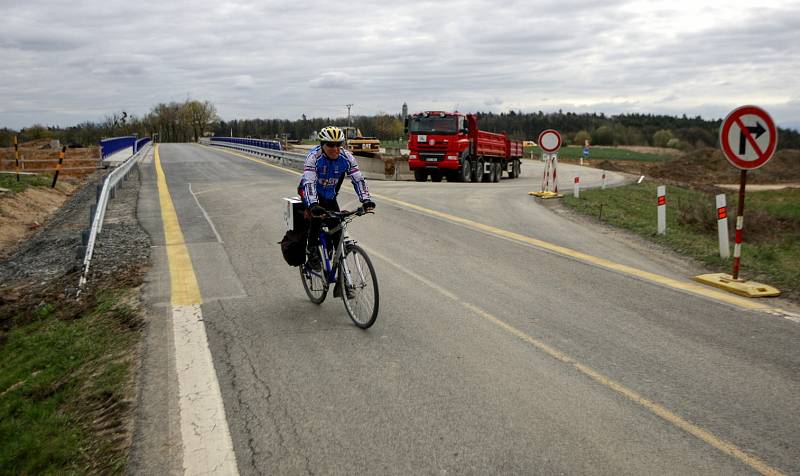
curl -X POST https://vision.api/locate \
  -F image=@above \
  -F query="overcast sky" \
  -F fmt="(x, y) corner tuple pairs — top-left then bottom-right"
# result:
(2, 0), (799, 131)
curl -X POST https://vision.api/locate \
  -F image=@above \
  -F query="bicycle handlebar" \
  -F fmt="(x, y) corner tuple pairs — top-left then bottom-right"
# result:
(316, 205), (373, 220)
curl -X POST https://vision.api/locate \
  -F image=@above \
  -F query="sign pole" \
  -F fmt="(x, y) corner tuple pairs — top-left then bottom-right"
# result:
(731, 169), (747, 280)
(14, 135), (20, 182)
(693, 105), (780, 297)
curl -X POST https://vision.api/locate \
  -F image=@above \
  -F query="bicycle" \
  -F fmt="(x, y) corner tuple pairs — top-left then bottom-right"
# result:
(300, 206), (379, 328)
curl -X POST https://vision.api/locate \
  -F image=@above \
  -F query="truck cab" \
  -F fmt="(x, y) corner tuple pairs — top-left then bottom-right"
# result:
(406, 112), (471, 182)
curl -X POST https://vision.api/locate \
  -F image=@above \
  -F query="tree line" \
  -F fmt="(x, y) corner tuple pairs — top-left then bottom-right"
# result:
(3, 102), (798, 150)
(0, 99), (218, 148)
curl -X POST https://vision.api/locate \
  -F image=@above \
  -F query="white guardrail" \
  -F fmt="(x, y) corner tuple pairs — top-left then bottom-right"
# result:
(78, 143), (153, 290)
(201, 137), (308, 169)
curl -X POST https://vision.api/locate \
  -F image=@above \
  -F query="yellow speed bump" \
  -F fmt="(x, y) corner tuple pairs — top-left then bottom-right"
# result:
(529, 191), (563, 199)
(693, 273), (780, 298)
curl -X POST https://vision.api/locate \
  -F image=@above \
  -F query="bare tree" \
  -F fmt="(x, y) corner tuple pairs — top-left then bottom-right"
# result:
(185, 100), (218, 142)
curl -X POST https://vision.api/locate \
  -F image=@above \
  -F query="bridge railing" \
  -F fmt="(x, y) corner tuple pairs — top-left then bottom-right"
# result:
(203, 136), (308, 169)
(100, 136), (137, 159)
(78, 141), (152, 290)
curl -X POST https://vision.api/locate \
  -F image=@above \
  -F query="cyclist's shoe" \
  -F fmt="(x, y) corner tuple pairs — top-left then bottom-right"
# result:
(306, 246), (322, 271)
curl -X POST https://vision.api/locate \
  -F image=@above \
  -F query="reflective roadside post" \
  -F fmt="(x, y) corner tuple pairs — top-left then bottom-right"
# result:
(716, 194), (730, 258)
(657, 186), (666, 235)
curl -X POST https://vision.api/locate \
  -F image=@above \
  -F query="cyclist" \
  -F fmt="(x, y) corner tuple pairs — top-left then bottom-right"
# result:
(299, 126), (376, 272)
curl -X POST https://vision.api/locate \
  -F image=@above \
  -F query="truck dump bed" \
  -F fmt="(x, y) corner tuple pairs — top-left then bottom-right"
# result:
(475, 130), (507, 157)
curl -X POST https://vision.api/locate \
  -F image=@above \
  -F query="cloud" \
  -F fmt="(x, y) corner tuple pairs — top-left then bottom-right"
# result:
(484, 97), (504, 107)
(308, 72), (361, 89)
(0, 0), (798, 131)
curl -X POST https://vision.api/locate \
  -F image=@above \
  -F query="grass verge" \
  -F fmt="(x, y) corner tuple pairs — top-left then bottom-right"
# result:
(524, 145), (674, 162)
(0, 174), (52, 193)
(0, 288), (142, 475)
(562, 183), (800, 300)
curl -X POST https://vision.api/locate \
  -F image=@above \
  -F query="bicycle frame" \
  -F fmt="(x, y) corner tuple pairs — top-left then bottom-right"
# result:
(312, 217), (355, 287)
(299, 205), (378, 328)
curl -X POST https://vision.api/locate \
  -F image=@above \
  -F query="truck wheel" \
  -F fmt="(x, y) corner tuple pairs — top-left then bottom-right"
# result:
(509, 159), (519, 178)
(514, 159), (521, 178)
(480, 160), (491, 182)
(459, 161), (471, 182)
(414, 170), (428, 182)
(431, 172), (443, 182)
(492, 162), (501, 182)
(472, 160), (483, 182)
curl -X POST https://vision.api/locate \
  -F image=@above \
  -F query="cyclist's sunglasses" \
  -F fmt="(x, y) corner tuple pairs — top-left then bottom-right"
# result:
(323, 141), (343, 148)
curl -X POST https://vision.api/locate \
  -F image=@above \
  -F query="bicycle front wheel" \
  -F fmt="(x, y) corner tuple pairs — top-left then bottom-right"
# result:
(338, 244), (379, 328)
(301, 264), (328, 304)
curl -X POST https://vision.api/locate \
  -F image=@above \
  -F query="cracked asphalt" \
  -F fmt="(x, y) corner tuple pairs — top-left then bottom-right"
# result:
(129, 144), (800, 475)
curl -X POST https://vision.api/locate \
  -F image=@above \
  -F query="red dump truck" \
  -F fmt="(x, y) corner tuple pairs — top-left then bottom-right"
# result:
(406, 111), (523, 182)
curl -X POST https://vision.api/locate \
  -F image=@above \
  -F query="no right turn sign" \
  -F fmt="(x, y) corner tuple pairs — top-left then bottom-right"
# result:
(719, 105), (778, 170)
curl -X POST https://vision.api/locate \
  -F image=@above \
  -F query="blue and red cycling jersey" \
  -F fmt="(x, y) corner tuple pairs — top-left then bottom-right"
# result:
(299, 146), (371, 206)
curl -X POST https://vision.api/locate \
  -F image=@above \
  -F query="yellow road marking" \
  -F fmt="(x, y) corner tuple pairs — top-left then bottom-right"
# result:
(364, 246), (785, 476)
(155, 145), (202, 305)
(201, 143), (780, 313)
(373, 194), (774, 311)
(154, 146), (238, 474)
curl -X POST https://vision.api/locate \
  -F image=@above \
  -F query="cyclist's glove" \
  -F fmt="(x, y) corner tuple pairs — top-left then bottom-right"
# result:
(306, 204), (326, 219)
(362, 200), (376, 212)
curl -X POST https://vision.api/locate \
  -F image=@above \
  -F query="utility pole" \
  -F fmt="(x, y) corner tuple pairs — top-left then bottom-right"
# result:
(346, 104), (353, 128)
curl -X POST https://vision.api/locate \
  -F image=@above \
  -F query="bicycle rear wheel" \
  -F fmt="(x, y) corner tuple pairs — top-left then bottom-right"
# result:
(338, 244), (379, 328)
(301, 264), (328, 304)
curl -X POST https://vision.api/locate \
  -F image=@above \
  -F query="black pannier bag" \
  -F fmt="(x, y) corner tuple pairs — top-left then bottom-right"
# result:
(280, 196), (309, 266)
(279, 229), (307, 266)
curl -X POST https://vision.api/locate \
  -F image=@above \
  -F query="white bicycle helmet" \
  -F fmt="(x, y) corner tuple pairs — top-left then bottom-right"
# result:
(318, 126), (345, 144)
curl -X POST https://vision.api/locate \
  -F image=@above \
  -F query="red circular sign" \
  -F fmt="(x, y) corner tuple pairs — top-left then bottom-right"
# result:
(538, 129), (562, 153)
(719, 105), (778, 170)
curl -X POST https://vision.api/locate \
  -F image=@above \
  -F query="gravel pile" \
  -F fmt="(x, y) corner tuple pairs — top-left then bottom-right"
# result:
(0, 163), (151, 324)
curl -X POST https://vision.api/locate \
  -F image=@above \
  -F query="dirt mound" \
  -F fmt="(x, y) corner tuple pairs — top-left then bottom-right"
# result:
(0, 184), (80, 258)
(588, 148), (800, 186)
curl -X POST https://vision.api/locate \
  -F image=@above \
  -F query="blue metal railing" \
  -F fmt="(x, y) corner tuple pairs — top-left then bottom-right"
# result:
(135, 137), (151, 152)
(100, 136), (151, 159)
(100, 136), (136, 158)
(210, 136), (283, 151)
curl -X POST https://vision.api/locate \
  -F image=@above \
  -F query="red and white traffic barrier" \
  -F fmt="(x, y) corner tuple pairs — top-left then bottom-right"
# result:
(538, 154), (560, 194)
(657, 185), (666, 235)
(552, 159), (559, 194)
(716, 194), (730, 258)
(573, 176), (580, 198)
(541, 158), (550, 191)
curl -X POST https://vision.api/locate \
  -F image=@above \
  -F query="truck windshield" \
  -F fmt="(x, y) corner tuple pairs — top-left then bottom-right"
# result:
(409, 116), (459, 134)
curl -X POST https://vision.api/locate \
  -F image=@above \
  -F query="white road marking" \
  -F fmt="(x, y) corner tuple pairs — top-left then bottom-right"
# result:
(189, 182), (224, 243)
(173, 305), (239, 475)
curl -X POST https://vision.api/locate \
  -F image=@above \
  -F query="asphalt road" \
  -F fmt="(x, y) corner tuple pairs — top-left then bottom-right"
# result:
(131, 144), (800, 475)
